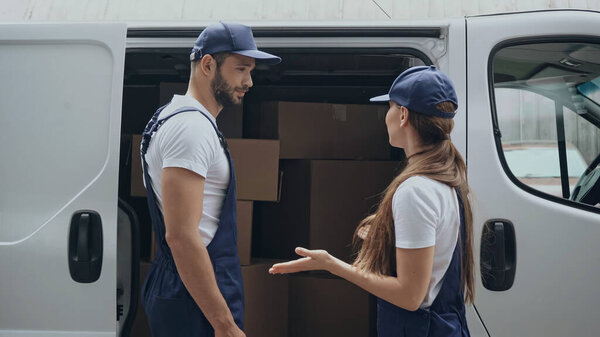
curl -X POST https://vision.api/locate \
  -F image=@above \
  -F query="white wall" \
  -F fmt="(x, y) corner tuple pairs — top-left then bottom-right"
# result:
(1, 0), (599, 22)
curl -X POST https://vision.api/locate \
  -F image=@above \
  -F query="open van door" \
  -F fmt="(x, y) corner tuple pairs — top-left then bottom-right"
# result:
(0, 23), (125, 336)
(467, 10), (600, 337)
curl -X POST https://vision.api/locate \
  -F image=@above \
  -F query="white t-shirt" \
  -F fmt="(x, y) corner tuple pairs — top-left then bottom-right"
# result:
(144, 94), (230, 246)
(392, 176), (460, 308)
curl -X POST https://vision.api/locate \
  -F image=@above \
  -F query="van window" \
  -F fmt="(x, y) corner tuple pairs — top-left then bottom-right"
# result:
(492, 42), (600, 207)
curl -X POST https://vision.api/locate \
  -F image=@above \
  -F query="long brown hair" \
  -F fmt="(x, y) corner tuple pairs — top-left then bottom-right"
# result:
(353, 102), (474, 304)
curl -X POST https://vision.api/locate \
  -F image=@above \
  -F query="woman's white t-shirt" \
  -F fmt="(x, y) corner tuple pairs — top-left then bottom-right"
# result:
(392, 176), (460, 308)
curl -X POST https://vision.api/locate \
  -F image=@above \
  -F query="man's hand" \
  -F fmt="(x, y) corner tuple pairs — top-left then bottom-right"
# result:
(215, 325), (245, 337)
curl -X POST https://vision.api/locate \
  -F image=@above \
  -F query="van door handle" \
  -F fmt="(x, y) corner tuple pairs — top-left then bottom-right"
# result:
(69, 211), (103, 283)
(480, 219), (516, 291)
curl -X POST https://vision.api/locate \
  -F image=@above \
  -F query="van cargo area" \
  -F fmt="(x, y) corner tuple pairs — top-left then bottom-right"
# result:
(119, 47), (425, 337)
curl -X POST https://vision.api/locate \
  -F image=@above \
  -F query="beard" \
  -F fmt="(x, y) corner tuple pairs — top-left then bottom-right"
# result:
(211, 68), (246, 108)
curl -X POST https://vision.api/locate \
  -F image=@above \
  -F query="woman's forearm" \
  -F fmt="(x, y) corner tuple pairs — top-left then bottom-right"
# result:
(328, 256), (423, 311)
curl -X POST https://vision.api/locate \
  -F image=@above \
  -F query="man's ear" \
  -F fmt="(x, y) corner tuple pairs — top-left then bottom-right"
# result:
(199, 54), (215, 76)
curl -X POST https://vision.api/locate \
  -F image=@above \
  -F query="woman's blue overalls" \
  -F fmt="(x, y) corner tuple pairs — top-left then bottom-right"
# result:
(140, 104), (244, 337)
(377, 191), (471, 337)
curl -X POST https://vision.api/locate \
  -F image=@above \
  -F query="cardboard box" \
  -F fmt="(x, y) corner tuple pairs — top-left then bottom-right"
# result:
(130, 262), (152, 337)
(246, 101), (390, 159)
(242, 260), (289, 337)
(237, 201), (253, 265)
(160, 82), (243, 138)
(255, 160), (399, 262)
(227, 139), (280, 201)
(130, 137), (280, 201)
(288, 274), (375, 337)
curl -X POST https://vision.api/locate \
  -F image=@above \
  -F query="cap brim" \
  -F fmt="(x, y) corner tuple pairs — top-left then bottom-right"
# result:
(233, 50), (282, 64)
(369, 94), (390, 102)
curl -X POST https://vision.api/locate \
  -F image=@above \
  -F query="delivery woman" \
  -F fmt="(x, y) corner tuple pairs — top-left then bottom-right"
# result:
(269, 65), (473, 337)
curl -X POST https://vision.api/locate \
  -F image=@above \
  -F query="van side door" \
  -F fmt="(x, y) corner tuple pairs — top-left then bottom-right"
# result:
(467, 10), (600, 337)
(0, 23), (125, 336)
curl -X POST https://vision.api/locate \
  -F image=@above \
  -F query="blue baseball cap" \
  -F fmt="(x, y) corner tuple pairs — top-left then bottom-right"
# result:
(370, 65), (458, 119)
(190, 22), (281, 64)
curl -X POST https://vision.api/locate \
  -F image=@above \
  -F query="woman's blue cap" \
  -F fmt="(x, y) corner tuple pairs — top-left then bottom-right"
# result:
(370, 65), (458, 119)
(190, 22), (281, 64)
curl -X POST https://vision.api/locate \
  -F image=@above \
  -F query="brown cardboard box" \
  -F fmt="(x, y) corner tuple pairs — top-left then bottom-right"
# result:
(130, 262), (152, 337)
(288, 274), (375, 337)
(159, 82), (243, 138)
(242, 260), (289, 337)
(237, 200), (253, 265)
(256, 160), (399, 262)
(246, 101), (390, 159)
(227, 139), (280, 201)
(130, 137), (280, 201)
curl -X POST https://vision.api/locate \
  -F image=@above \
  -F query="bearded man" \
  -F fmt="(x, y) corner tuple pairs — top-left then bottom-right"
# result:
(139, 22), (281, 337)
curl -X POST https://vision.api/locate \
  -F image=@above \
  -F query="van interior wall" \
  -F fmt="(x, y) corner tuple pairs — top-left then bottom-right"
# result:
(119, 49), (424, 337)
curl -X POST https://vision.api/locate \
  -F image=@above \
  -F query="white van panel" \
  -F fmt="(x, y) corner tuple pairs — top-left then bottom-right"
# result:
(467, 11), (600, 337)
(0, 23), (125, 336)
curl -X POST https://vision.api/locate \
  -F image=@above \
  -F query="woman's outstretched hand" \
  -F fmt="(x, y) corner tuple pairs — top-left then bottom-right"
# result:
(269, 247), (335, 274)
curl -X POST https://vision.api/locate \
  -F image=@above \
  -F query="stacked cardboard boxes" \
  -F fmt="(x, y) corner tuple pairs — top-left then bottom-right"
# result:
(256, 160), (398, 262)
(249, 100), (397, 336)
(245, 101), (390, 159)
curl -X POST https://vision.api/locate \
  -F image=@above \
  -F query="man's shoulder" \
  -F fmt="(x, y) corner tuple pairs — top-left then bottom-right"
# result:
(168, 109), (214, 128)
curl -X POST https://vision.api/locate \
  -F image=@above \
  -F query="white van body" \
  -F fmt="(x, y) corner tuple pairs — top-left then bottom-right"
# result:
(1, 9), (599, 337)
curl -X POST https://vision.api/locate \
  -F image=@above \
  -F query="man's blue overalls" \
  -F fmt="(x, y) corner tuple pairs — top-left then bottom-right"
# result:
(377, 191), (471, 337)
(140, 104), (244, 337)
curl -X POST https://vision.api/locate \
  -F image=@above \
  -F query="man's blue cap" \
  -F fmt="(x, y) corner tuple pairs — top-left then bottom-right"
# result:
(190, 22), (281, 64)
(370, 65), (458, 119)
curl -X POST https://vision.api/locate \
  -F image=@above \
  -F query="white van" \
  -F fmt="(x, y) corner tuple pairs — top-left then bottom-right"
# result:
(1, 9), (599, 337)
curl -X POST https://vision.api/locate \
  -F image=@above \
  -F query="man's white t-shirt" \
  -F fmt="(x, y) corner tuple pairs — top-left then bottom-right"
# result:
(392, 176), (460, 308)
(144, 94), (230, 246)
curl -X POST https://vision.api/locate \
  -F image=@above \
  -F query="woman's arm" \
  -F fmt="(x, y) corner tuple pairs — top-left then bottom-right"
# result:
(269, 246), (434, 311)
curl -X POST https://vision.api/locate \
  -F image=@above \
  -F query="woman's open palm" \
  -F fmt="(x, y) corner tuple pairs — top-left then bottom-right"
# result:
(269, 247), (333, 274)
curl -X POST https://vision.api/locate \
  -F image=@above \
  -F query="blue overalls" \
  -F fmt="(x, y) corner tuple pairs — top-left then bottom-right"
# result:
(377, 191), (471, 337)
(140, 104), (244, 337)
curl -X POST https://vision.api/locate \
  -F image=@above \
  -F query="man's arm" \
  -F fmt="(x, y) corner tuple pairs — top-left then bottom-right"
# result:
(162, 167), (244, 337)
